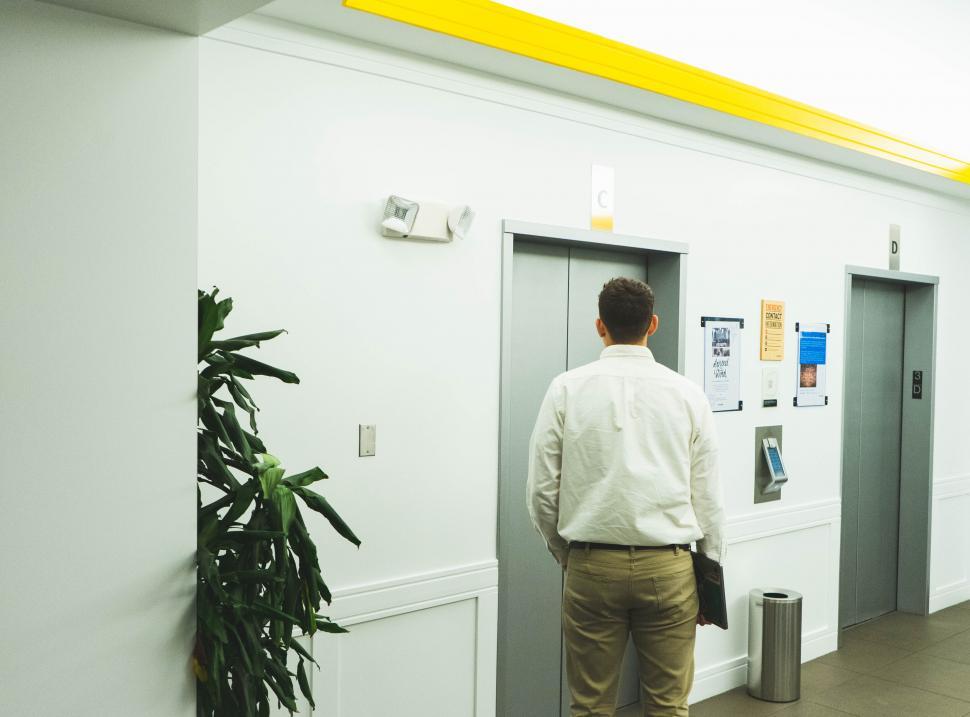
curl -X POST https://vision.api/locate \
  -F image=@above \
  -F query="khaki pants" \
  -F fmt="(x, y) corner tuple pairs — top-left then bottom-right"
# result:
(562, 546), (698, 717)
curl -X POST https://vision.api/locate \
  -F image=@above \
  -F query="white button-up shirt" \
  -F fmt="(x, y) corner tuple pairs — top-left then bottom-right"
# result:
(527, 344), (726, 565)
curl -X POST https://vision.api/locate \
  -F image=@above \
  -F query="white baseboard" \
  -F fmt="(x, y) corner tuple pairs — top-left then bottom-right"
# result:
(930, 582), (970, 612)
(689, 627), (838, 704)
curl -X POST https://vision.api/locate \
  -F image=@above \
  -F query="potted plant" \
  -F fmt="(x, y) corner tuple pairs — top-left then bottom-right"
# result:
(194, 288), (360, 716)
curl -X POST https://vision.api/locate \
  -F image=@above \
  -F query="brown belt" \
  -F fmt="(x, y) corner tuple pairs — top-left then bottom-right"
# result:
(569, 542), (690, 551)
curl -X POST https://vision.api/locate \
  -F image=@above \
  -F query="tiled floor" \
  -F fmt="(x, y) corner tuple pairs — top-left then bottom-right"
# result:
(617, 600), (970, 717)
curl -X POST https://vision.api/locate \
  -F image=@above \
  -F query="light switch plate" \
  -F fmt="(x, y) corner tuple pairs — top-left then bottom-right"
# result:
(359, 424), (376, 457)
(762, 367), (780, 406)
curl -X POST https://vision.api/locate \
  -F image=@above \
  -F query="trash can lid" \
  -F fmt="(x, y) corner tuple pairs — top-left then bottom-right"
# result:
(750, 588), (803, 602)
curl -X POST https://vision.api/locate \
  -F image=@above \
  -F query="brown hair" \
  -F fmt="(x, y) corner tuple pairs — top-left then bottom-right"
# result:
(598, 277), (655, 343)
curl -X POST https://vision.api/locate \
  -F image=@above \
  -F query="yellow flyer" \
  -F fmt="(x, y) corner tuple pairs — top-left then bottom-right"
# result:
(760, 300), (785, 361)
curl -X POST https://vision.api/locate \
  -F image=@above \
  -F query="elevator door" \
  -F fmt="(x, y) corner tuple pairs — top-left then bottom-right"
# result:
(500, 240), (679, 717)
(840, 278), (905, 628)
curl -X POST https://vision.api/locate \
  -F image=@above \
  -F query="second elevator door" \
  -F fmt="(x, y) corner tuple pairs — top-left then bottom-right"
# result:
(501, 241), (652, 717)
(840, 278), (905, 628)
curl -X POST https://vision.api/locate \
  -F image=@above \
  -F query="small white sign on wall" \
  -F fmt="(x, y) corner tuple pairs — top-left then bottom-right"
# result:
(591, 164), (614, 231)
(889, 224), (901, 270)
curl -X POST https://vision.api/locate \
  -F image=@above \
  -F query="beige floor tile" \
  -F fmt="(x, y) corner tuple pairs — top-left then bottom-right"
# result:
(816, 632), (911, 673)
(773, 701), (857, 716)
(878, 652), (970, 702)
(927, 606), (970, 631)
(689, 686), (792, 717)
(844, 611), (966, 651)
(811, 674), (970, 717)
(799, 659), (861, 698)
(921, 628), (970, 666)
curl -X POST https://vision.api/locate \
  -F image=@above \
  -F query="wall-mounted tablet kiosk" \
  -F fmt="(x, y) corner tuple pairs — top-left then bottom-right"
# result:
(754, 425), (785, 503)
(762, 437), (789, 493)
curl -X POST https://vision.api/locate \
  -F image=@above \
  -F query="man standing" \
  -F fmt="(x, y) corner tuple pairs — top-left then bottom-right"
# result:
(527, 277), (725, 717)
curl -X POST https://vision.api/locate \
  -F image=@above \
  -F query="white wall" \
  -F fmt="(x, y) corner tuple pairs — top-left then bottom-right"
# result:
(199, 17), (970, 713)
(504, 0), (970, 161)
(0, 2), (197, 715)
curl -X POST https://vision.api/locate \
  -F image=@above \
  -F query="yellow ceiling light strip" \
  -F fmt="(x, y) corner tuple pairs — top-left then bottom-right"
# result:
(344, 0), (970, 185)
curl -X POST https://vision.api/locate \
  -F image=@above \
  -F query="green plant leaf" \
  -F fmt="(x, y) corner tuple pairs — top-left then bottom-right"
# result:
(217, 529), (285, 545)
(296, 659), (315, 709)
(217, 481), (257, 535)
(209, 337), (266, 352)
(231, 375), (259, 412)
(198, 513), (221, 548)
(257, 453), (281, 470)
(221, 569), (285, 585)
(249, 601), (301, 626)
(259, 466), (285, 500)
(287, 638), (316, 666)
(198, 290), (223, 360)
(276, 485), (297, 535)
(315, 571), (332, 605)
(228, 353), (300, 384)
(312, 616), (349, 634)
(220, 404), (254, 464)
(282, 467), (328, 488)
(294, 488), (361, 547)
(228, 330), (288, 342)
(198, 433), (240, 489)
(226, 378), (259, 433)
(200, 401), (233, 449)
(244, 430), (267, 454)
(264, 670), (298, 713)
(214, 296), (233, 334)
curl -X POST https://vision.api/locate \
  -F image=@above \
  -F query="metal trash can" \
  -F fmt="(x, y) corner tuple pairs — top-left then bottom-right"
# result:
(747, 588), (803, 702)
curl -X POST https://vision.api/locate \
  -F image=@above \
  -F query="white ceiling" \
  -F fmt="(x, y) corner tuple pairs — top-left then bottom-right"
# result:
(40, 0), (273, 35)
(254, 0), (970, 197)
(503, 0), (970, 160)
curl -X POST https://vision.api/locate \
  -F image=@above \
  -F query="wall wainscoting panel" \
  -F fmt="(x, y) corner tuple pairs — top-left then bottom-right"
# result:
(690, 500), (842, 704)
(930, 475), (970, 613)
(306, 562), (498, 716)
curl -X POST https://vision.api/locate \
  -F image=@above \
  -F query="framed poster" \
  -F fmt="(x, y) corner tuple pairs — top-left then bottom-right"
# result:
(702, 316), (743, 412)
(794, 322), (829, 407)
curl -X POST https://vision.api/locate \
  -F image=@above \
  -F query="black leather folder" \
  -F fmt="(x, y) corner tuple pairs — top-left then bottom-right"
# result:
(691, 551), (728, 630)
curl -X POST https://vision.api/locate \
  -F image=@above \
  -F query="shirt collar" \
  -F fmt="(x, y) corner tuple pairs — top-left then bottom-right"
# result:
(600, 344), (655, 360)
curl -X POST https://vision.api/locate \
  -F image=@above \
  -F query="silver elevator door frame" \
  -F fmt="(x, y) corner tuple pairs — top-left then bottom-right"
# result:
(839, 266), (938, 630)
(498, 221), (688, 717)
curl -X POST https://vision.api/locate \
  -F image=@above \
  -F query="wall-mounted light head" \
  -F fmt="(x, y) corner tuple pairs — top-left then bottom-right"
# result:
(447, 205), (475, 240)
(381, 195), (419, 237)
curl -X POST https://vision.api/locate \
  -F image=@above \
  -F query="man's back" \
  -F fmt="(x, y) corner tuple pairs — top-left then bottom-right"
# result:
(528, 344), (724, 563)
(556, 344), (716, 551)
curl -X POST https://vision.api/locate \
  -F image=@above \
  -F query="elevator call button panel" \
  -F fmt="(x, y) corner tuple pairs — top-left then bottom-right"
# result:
(762, 437), (789, 494)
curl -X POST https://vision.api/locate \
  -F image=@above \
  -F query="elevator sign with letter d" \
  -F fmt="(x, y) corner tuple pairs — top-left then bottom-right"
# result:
(889, 224), (901, 270)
